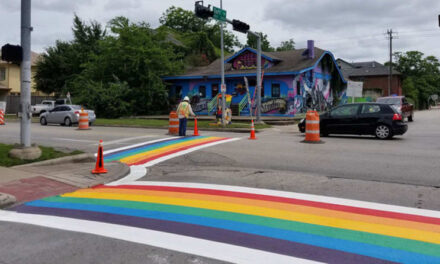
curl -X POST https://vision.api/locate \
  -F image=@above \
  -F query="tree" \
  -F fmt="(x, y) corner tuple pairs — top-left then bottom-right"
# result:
(35, 15), (106, 96)
(159, 6), (207, 33)
(246, 32), (274, 52)
(35, 15), (184, 117)
(391, 51), (440, 109)
(159, 6), (241, 54)
(276, 39), (295, 51)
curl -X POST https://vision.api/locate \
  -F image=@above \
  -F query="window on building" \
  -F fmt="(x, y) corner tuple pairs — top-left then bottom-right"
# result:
(212, 84), (219, 97)
(0, 67), (6, 81)
(271, 83), (280, 98)
(174, 85), (182, 99)
(296, 81), (301, 95)
(199, 85), (206, 98)
(261, 84), (265, 98)
(249, 79), (256, 87)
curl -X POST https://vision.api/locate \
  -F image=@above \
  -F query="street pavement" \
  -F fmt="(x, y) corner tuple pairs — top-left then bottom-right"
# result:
(1, 109), (440, 263)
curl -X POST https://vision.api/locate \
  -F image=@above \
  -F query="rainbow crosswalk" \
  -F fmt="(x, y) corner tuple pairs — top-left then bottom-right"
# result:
(104, 136), (234, 166)
(9, 182), (440, 264)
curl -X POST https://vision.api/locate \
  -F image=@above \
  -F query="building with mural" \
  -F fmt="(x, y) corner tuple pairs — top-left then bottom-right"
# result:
(163, 41), (347, 117)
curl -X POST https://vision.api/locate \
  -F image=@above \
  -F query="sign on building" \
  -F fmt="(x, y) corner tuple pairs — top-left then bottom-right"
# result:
(347, 81), (363, 98)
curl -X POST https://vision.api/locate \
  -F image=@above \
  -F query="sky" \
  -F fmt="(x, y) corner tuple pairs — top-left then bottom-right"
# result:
(1, 0), (440, 63)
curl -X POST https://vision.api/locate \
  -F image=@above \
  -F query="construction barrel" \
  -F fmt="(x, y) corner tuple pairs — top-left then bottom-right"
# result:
(0, 109), (5, 125)
(303, 110), (322, 143)
(78, 109), (89, 130)
(169, 111), (179, 135)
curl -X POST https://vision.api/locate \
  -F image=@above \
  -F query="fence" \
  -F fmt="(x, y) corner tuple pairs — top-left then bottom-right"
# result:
(4, 95), (54, 114)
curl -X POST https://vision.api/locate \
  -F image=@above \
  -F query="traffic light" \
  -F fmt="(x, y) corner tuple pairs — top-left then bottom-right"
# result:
(195, 1), (213, 19)
(1, 44), (22, 63)
(232, 19), (250, 33)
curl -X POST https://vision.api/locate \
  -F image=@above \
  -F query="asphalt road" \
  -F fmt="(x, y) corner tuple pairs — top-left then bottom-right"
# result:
(1, 109), (440, 264)
(1, 109), (439, 187)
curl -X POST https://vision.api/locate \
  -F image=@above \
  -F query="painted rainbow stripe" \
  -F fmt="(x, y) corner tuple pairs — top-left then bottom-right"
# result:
(104, 136), (231, 166)
(13, 183), (440, 264)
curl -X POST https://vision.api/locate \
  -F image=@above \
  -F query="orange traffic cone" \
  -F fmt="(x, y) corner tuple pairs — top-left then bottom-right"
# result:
(92, 139), (108, 174)
(193, 118), (200, 136)
(249, 120), (257, 140)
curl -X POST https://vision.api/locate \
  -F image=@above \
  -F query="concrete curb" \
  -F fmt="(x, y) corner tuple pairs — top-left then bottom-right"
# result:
(12, 153), (94, 168)
(0, 192), (16, 209)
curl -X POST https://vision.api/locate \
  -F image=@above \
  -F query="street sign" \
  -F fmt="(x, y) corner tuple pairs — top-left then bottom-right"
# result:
(221, 84), (226, 93)
(213, 6), (226, 22)
(347, 81), (363, 97)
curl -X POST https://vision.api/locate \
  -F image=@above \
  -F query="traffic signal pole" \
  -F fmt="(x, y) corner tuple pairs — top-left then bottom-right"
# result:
(194, 2), (261, 122)
(20, 0), (32, 147)
(220, 0), (226, 126)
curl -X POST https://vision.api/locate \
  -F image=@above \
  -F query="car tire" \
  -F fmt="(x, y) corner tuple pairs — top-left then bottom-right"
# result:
(375, 124), (392, 139)
(89, 122), (93, 126)
(64, 117), (72, 127)
(408, 114), (413, 122)
(40, 117), (47, 126)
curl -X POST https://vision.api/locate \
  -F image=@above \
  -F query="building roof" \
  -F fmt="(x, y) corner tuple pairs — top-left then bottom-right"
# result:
(0, 51), (41, 66)
(165, 47), (334, 80)
(337, 58), (401, 79)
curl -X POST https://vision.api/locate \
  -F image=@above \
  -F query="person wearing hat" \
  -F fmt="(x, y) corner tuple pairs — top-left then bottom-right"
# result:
(176, 96), (196, 136)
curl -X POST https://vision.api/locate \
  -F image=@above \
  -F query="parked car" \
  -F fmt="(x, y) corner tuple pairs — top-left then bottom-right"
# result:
(298, 103), (408, 139)
(40, 105), (96, 126)
(376, 96), (414, 122)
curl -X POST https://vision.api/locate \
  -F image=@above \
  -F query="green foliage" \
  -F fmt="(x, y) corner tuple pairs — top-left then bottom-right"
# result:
(159, 6), (241, 55)
(35, 15), (184, 118)
(0, 143), (82, 167)
(392, 51), (440, 109)
(276, 39), (295, 51)
(246, 32), (274, 52)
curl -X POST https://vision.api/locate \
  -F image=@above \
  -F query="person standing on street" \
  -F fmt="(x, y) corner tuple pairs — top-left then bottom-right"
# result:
(176, 96), (196, 136)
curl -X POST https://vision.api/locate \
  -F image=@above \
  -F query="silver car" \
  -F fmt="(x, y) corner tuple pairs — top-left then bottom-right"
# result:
(40, 105), (96, 126)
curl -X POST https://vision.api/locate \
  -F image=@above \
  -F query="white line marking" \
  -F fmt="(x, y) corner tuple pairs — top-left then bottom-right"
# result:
(0, 211), (320, 264)
(53, 138), (97, 143)
(103, 137), (179, 155)
(124, 181), (440, 218)
(104, 137), (241, 183)
(106, 166), (147, 186)
(141, 138), (241, 168)
(101, 135), (158, 146)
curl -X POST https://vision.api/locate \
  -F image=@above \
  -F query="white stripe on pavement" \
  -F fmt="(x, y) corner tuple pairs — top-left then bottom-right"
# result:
(0, 211), (320, 264)
(102, 137), (180, 155)
(101, 135), (158, 146)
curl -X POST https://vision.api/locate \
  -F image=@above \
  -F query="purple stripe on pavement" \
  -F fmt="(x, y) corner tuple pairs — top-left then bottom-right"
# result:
(15, 205), (397, 264)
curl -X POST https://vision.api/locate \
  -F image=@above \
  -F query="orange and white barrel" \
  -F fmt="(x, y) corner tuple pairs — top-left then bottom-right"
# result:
(78, 111), (89, 130)
(304, 110), (321, 143)
(168, 111), (179, 135)
(0, 109), (5, 125)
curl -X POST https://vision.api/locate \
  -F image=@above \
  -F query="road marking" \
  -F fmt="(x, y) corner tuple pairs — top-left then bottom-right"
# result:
(101, 135), (158, 146)
(103, 137), (180, 156)
(53, 138), (97, 143)
(6, 182), (440, 263)
(0, 210), (315, 264)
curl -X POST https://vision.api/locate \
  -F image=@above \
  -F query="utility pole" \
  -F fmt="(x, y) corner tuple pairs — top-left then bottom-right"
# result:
(220, 0), (226, 126)
(247, 31), (262, 122)
(21, 0), (32, 147)
(386, 29), (397, 96)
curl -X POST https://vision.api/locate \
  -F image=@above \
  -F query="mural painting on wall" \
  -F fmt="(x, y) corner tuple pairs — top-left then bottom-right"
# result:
(232, 52), (272, 70)
(261, 98), (288, 114)
(292, 69), (334, 115)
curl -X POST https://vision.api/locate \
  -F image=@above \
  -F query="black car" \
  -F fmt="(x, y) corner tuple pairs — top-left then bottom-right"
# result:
(298, 103), (408, 139)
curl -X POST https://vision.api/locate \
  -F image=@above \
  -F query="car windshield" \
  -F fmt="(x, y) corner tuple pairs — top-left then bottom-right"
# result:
(376, 97), (401, 105)
(42, 102), (52, 105)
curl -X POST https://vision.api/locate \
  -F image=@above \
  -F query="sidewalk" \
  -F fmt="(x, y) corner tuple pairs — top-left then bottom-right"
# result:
(0, 154), (130, 208)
